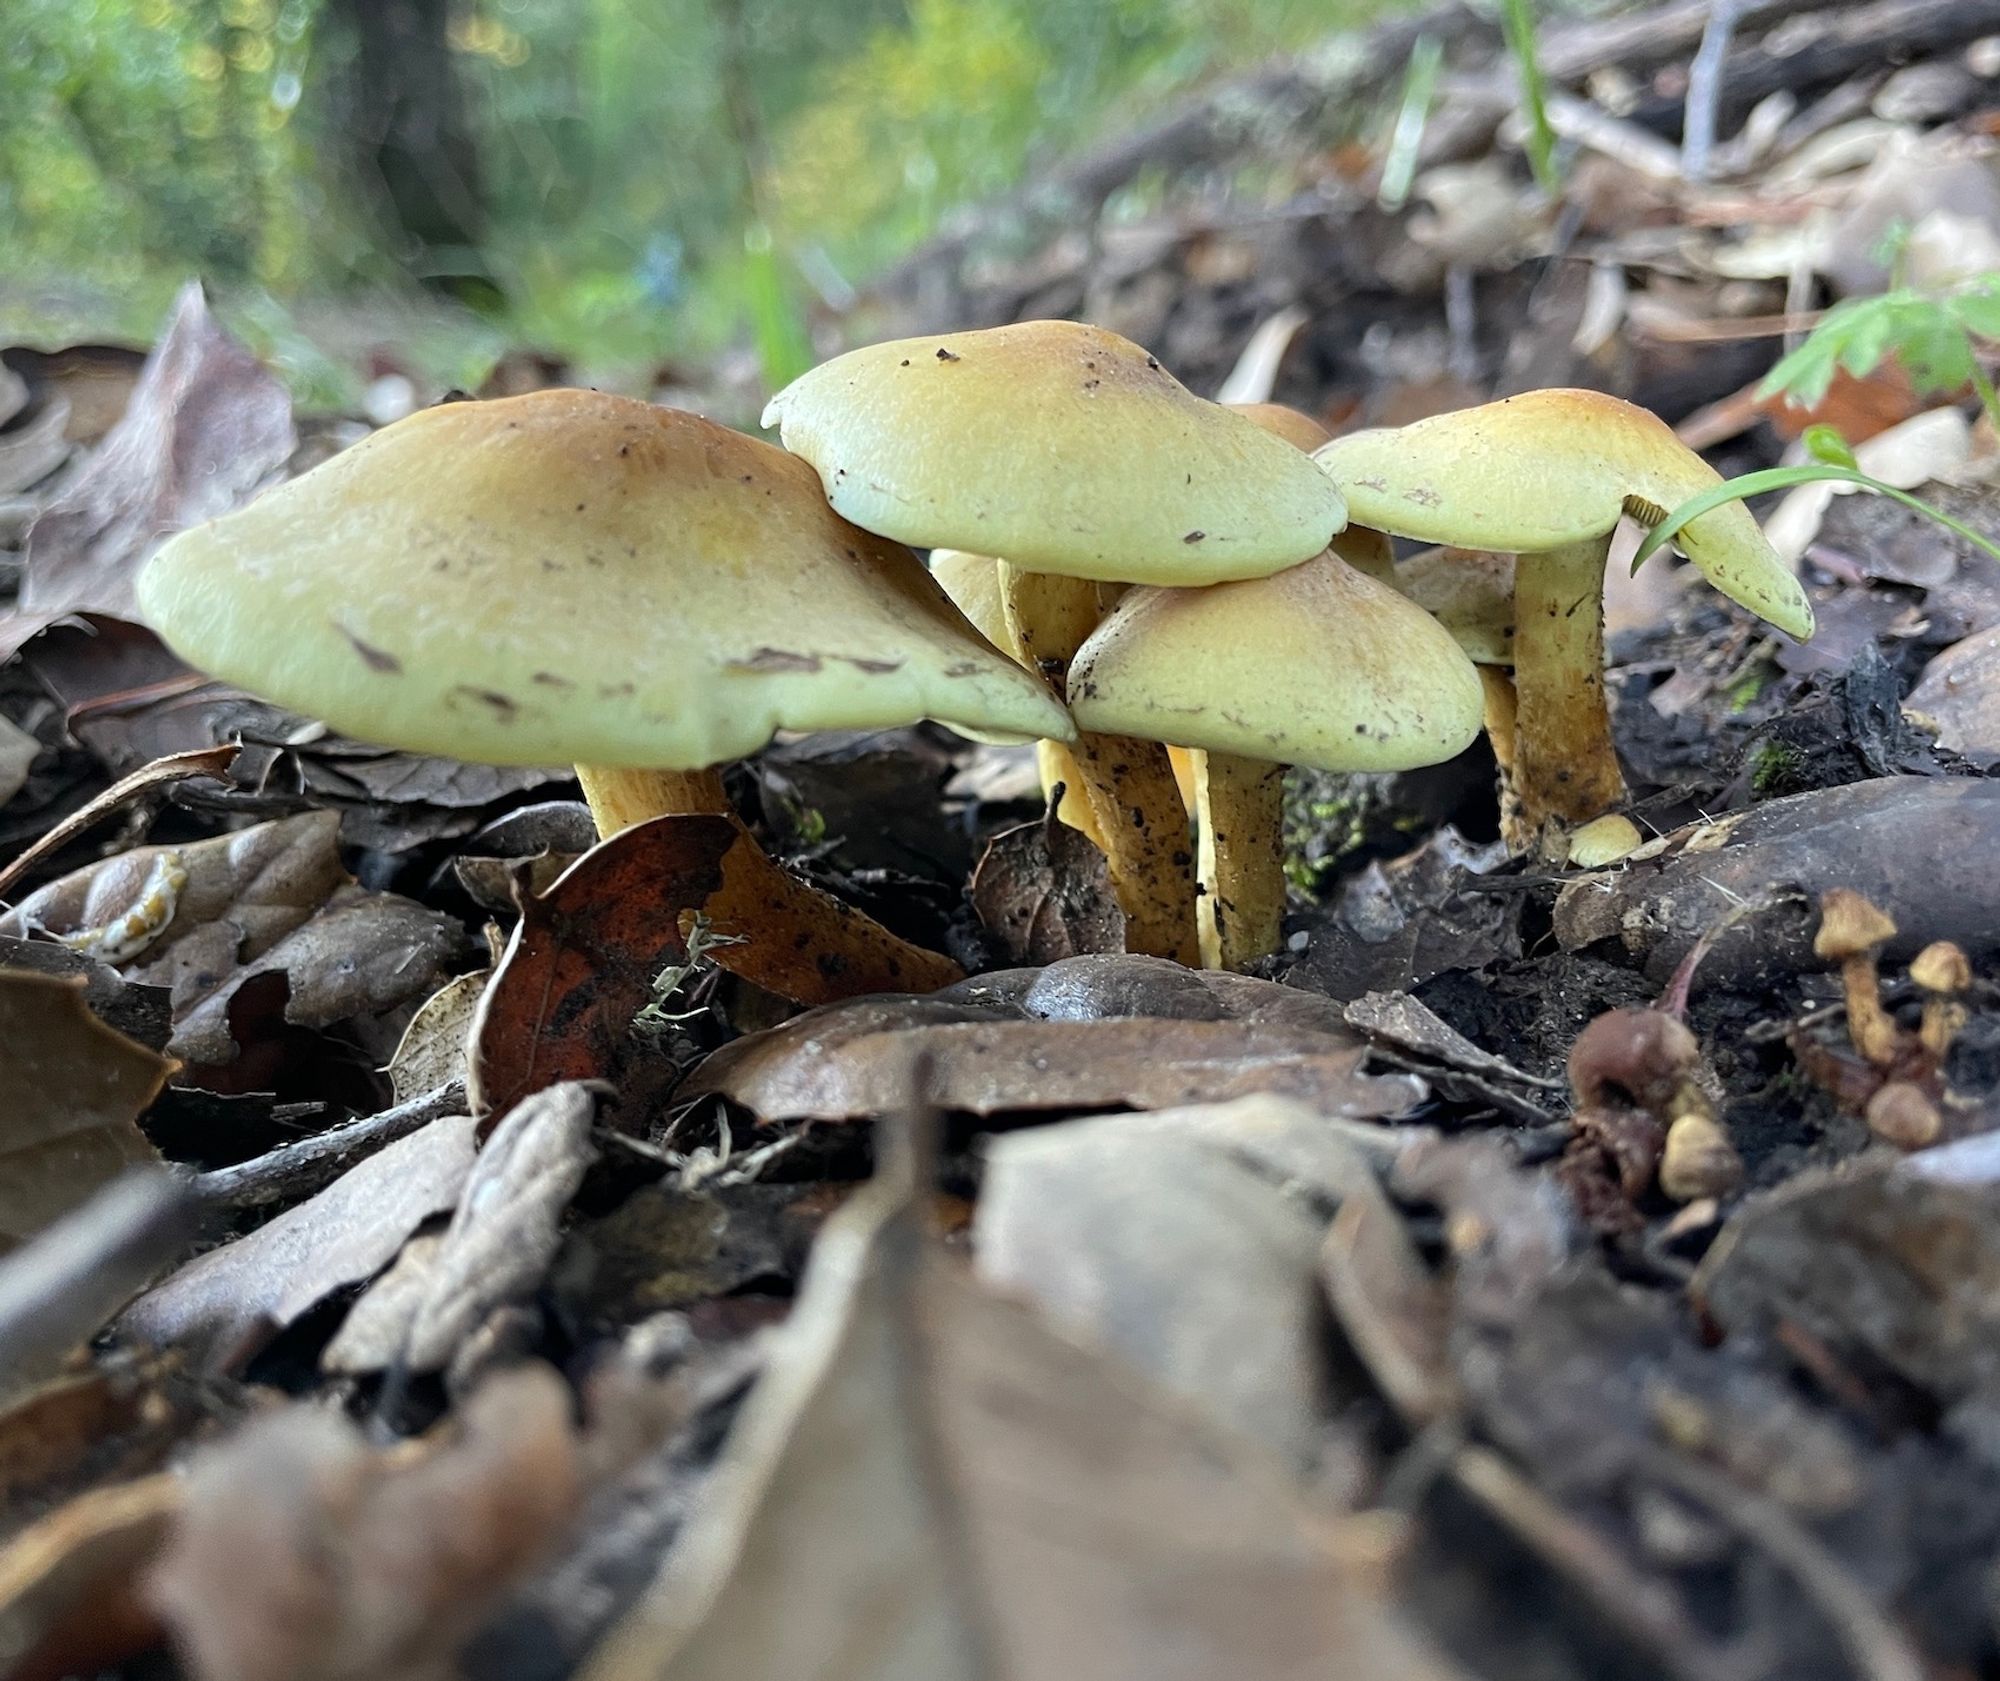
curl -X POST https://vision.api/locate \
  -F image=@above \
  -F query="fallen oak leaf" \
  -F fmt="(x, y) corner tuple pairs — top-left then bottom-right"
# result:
(0, 973), (172, 1255)
(969, 796), (1125, 963)
(469, 814), (961, 1119)
(683, 1004), (1424, 1124)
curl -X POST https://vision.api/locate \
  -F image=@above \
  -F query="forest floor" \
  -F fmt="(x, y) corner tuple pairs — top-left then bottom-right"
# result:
(6, 1), (2000, 1678)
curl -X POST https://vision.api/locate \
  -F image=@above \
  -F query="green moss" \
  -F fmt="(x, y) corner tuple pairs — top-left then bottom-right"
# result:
(1748, 739), (1801, 795)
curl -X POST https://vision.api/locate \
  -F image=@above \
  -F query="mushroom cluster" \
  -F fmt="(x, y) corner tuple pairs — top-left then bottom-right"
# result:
(137, 330), (1811, 986)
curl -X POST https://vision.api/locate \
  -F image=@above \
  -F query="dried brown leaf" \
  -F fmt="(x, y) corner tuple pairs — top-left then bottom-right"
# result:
(974, 1095), (1421, 1464)
(970, 804), (1124, 963)
(470, 814), (961, 1119)
(146, 1363), (580, 1681)
(5, 283), (294, 658)
(118, 1114), (476, 1367)
(388, 971), (491, 1104)
(686, 1003), (1422, 1123)
(0, 973), (171, 1254)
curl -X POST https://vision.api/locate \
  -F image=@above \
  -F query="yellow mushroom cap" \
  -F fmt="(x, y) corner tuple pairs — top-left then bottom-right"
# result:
(1065, 551), (1484, 773)
(928, 548), (1010, 652)
(136, 391), (1075, 770)
(1396, 546), (1516, 665)
(762, 321), (1347, 585)
(1223, 401), (1334, 454)
(1312, 390), (1814, 640)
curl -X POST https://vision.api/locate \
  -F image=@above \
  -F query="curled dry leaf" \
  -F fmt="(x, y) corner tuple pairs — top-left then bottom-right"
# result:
(118, 1114), (476, 1368)
(975, 1094), (1426, 1465)
(146, 1363), (581, 1681)
(969, 801), (1125, 963)
(5, 282), (295, 659)
(471, 814), (961, 1118)
(685, 993), (1423, 1124)
(0, 972), (171, 1254)
(388, 971), (492, 1104)
(400, 1083), (599, 1374)
(583, 1131), (1466, 1681)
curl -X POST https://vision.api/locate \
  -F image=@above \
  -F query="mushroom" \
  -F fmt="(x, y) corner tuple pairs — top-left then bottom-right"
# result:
(137, 390), (1073, 982)
(1065, 534), (1483, 969)
(1814, 888), (1900, 1069)
(929, 547), (1106, 848)
(765, 320), (1347, 965)
(1314, 391), (1814, 855)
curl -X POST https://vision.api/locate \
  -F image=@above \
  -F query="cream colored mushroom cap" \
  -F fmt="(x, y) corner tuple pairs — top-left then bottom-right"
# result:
(762, 320), (1347, 584)
(1312, 390), (1814, 640)
(928, 548), (1010, 651)
(1396, 546), (1516, 665)
(136, 391), (1075, 769)
(1224, 401), (1334, 453)
(1066, 551), (1484, 772)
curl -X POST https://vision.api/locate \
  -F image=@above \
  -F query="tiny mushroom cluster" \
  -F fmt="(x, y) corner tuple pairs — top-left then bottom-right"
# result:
(138, 327), (1813, 982)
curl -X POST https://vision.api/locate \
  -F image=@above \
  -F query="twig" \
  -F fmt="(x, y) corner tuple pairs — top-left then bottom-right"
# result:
(1680, 0), (1748, 182)
(0, 744), (238, 903)
(0, 1171), (198, 1398)
(194, 1080), (468, 1211)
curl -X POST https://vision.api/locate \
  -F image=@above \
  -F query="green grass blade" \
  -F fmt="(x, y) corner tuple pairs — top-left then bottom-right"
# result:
(1378, 35), (1444, 212)
(1498, 0), (1560, 197)
(1632, 464), (2000, 572)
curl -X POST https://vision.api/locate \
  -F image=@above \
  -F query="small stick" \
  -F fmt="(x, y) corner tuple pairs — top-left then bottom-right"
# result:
(194, 1080), (467, 1211)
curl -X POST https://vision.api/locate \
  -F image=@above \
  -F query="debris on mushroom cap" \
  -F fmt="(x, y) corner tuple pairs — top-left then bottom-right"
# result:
(1223, 401), (1333, 453)
(1064, 550), (1483, 772)
(1394, 546), (1515, 664)
(762, 320), (1348, 585)
(1312, 389), (1814, 641)
(136, 391), (1075, 770)
(1813, 887), (1898, 959)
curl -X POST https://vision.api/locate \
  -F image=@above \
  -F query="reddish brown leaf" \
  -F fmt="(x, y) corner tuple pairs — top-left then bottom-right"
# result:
(970, 804), (1124, 964)
(5, 284), (295, 659)
(469, 814), (962, 1118)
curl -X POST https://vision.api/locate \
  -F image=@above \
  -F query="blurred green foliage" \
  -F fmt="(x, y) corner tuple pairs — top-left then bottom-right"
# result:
(1, 0), (1408, 382)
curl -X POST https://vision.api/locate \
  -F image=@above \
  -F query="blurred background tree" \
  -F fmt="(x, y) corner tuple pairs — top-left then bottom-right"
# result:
(0, 0), (1406, 395)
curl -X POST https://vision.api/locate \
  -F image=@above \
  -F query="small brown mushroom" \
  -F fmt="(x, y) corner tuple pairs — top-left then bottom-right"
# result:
(1813, 888), (1901, 1069)
(1909, 940), (1972, 1060)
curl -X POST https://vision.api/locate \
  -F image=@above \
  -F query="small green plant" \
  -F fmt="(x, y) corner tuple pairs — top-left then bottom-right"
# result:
(1635, 424), (2000, 575)
(1378, 34), (1444, 213)
(1497, 0), (1560, 197)
(1759, 270), (2000, 432)
(633, 914), (746, 1036)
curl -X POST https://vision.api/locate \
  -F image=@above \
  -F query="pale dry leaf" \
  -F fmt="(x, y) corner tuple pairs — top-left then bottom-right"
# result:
(0, 718), (36, 809)
(0, 973), (171, 1255)
(401, 1083), (600, 1373)
(1, 811), (346, 975)
(583, 1145), (1465, 1681)
(975, 1095), (1420, 1465)
(389, 971), (492, 1104)
(5, 283), (294, 659)
(0, 396), (70, 499)
(146, 1363), (580, 1681)
(166, 884), (465, 1067)
(319, 1233), (444, 1376)
(118, 1114), (476, 1365)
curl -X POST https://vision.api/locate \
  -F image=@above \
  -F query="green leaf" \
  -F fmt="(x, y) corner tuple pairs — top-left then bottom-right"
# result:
(1948, 277), (2000, 340)
(1801, 425), (1856, 468)
(1631, 464), (2000, 573)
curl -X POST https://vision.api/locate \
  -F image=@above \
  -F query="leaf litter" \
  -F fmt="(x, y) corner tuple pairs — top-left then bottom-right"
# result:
(12, 7), (2000, 1676)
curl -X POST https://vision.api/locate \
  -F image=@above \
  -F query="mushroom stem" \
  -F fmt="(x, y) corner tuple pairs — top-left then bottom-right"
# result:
(1509, 537), (1626, 854)
(575, 765), (732, 838)
(1191, 750), (1286, 971)
(1001, 565), (1197, 965)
